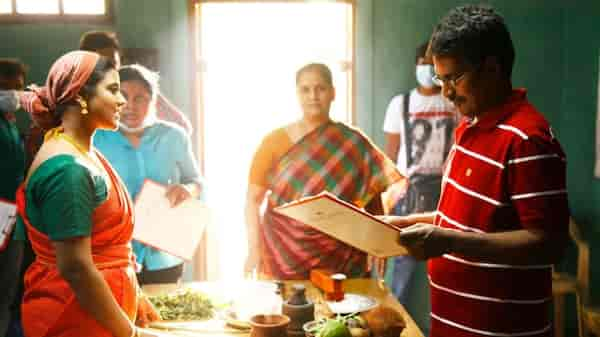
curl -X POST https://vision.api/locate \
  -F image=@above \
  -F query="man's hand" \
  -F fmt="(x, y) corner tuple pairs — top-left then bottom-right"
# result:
(397, 223), (453, 260)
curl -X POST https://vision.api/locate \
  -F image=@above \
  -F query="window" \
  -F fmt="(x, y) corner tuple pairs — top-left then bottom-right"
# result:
(0, 0), (12, 14)
(0, 0), (110, 21)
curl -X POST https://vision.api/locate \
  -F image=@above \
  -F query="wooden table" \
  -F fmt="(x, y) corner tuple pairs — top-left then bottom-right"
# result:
(142, 278), (424, 337)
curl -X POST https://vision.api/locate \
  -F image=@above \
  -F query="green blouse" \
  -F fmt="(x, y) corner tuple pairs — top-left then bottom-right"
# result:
(15, 155), (108, 241)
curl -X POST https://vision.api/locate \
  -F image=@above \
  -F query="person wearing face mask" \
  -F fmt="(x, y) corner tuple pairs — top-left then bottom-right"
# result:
(24, 31), (194, 175)
(93, 64), (204, 285)
(381, 42), (457, 304)
(79, 31), (193, 136)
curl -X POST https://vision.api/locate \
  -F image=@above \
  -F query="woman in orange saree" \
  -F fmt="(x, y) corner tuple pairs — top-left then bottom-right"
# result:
(15, 51), (158, 337)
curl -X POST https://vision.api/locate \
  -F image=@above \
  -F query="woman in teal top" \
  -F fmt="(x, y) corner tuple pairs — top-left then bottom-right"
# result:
(94, 64), (203, 285)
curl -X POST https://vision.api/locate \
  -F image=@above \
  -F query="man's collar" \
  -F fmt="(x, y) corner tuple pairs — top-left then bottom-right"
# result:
(471, 88), (527, 130)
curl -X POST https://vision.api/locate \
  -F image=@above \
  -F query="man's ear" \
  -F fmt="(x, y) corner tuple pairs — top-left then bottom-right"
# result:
(482, 56), (502, 76)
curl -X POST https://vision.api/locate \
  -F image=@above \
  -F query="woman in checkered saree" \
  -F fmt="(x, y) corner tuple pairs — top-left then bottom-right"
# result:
(245, 63), (403, 280)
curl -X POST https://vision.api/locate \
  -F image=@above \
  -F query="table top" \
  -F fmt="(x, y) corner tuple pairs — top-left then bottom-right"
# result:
(142, 278), (424, 337)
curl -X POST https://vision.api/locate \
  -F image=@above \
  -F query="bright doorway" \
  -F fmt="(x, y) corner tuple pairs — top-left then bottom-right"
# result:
(196, 1), (354, 281)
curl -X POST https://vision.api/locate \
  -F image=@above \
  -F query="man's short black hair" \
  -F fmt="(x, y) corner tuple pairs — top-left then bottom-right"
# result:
(0, 58), (28, 79)
(416, 42), (429, 64)
(79, 30), (120, 52)
(430, 4), (515, 77)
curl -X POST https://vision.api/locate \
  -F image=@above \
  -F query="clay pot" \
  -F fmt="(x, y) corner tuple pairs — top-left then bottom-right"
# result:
(250, 314), (291, 337)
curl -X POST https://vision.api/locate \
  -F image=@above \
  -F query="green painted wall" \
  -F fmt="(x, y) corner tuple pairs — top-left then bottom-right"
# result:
(356, 1), (600, 335)
(559, 3), (600, 334)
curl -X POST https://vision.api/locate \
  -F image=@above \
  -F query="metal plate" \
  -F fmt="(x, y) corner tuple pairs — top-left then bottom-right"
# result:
(325, 293), (378, 314)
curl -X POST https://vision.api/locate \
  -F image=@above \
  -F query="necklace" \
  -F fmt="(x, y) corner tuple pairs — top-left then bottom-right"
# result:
(45, 128), (104, 172)
(57, 132), (92, 156)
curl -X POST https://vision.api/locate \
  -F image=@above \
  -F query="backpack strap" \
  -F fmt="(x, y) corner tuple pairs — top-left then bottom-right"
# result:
(401, 92), (412, 168)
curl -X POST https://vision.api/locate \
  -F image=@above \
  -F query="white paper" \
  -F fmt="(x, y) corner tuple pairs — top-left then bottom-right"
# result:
(133, 180), (211, 261)
(275, 191), (407, 258)
(0, 199), (17, 251)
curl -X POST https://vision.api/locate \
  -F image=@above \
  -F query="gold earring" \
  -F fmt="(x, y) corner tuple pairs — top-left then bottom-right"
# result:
(79, 99), (88, 115)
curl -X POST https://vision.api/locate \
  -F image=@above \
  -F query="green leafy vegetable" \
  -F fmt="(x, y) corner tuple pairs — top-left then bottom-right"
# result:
(307, 314), (369, 337)
(148, 289), (215, 321)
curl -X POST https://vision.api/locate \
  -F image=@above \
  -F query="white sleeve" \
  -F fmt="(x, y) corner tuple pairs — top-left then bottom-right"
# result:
(382, 95), (404, 134)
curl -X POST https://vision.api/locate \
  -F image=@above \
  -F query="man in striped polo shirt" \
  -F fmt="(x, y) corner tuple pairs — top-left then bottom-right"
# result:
(381, 4), (569, 337)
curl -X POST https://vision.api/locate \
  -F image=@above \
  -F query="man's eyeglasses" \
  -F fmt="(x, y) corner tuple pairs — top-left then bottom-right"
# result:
(432, 71), (468, 88)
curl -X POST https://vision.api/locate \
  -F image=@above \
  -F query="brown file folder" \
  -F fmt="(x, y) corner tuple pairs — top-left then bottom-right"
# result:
(275, 192), (407, 258)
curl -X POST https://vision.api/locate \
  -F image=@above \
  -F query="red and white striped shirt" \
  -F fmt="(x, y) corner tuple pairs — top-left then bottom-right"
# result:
(430, 89), (569, 337)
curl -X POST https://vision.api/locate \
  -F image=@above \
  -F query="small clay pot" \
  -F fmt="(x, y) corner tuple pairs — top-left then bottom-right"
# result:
(250, 314), (291, 337)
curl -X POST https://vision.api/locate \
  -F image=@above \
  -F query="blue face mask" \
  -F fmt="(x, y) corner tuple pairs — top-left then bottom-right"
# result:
(416, 64), (436, 88)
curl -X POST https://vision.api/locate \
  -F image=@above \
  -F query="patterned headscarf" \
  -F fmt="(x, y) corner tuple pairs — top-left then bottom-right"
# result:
(20, 51), (100, 130)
